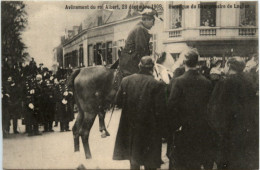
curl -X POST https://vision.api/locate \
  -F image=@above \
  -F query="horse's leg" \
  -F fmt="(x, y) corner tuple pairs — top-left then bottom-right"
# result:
(72, 108), (84, 152)
(80, 111), (97, 159)
(98, 111), (110, 138)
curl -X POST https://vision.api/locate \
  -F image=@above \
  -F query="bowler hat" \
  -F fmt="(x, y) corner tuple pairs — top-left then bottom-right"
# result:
(138, 56), (154, 69)
(227, 57), (245, 72)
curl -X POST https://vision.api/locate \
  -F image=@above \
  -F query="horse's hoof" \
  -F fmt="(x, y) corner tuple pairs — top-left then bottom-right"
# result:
(101, 133), (107, 138)
(85, 155), (92, 159)
(105, 131), (110, 136)
(101, 130), (107, 138)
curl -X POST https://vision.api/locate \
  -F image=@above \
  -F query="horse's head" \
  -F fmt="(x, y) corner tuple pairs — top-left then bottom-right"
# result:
(153, 48), (198, 84)
(153, 52), (179, 84)
(244, 54), (258, 73)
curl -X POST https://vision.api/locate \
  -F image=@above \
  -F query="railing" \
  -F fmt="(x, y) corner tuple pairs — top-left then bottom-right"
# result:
(169, 30), (182, 38)
(239, 28), (257, 36)
(200, 28), (216, 36)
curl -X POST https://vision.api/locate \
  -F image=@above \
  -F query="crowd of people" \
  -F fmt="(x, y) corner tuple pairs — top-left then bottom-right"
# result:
(2, 6), (259, 169)
(111, 7), (259, 170)
(113, 49), (259, 170)
(2, 58), (75, 137)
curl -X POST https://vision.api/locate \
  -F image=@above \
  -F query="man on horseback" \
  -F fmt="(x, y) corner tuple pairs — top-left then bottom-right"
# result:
(119, 7), (158, 77)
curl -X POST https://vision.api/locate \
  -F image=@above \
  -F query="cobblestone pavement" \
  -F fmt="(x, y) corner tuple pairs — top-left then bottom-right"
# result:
(3, 109), (169, 169)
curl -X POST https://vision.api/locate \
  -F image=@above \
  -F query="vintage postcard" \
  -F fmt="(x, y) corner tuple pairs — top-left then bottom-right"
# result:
(2, 1), (258, 169)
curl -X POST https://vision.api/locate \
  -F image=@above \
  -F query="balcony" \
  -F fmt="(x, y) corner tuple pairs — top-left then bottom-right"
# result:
(169, 30), (182, 38)
(199, 28), (216, 36)
(165, 27), (257, 44)
(239, 28), (257, 36)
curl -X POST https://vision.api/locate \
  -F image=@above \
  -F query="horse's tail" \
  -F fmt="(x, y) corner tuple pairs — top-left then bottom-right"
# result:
(67, 69), (81, 90)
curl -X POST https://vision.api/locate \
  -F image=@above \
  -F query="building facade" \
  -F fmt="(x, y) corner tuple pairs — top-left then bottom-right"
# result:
(57, 1), (258, 69)
(163, 1), (258, 62)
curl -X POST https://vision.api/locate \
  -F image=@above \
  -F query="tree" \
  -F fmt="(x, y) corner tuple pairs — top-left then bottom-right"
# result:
(1, 1), (28, 67)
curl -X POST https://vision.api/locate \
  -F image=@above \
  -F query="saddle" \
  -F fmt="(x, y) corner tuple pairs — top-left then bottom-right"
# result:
(110, 59), (130, 91)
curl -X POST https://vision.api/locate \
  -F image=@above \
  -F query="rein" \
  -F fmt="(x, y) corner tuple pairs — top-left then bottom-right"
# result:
(107, 69), (122, 128)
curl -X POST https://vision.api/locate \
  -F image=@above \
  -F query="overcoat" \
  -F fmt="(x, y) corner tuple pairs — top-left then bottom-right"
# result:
(56, 82), (74, 123)
(24, 79), (44, 125)
(167, 70), (216, 169)
(8, 80), (22, 119)
(113, 71), (166, 168)
(2, 82), (11, 133)
(119, 22), (151, 75)
(42, 83), (56, 122)
(208, 72), (259, 169)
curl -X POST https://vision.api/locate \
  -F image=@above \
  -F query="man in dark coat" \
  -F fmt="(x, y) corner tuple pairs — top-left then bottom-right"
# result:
(25, 75), (42, 136)
(7, 76), (21, 134)
(208, 57), (259, 169)
(113, 56), (166, 170)
(119, 7), (158, 76)
(42, 79), (55, 132)
(29, 58), (38, 76)
(167, 48), (216, 169)
(2, 80), (11, 137)
(56, 79), (74, 132)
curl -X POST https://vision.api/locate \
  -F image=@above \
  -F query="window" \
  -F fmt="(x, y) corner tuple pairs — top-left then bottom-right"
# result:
(169, 4), (182, 29)
(64, 53), (69, 68)
(64, 52), (76, 68)
(94, 43), (102, 65)
(240, 2), (256, 26)
(88, 45), (93, 66)
(79, 45), (84, 67)
(200, 2), (216, 27)
(106, 42), (113, 64)
(72, 50), (78, 67)
(98, 16), (102, 26)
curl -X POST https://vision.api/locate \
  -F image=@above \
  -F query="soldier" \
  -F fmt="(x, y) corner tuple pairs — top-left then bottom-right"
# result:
(42, 79), (55, 132)
(24, 75), (42, 136)
(119, 7), (158, 77)
(2, 57), (11, 81)
(53, 78), (59, 127)
(38, 63), (44, 75)
(7, 76), (21, 134)
(2, 79), (11, 137)
(29, 58), (38, 76)
(56, 79), (74, 132)
(35, 74), (46, 126)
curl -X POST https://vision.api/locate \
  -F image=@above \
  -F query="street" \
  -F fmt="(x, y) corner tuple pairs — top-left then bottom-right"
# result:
(3, 109), (169, 169)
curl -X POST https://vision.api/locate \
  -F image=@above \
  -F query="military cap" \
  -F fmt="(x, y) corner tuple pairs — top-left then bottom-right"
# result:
(36, 74), (42, 81)
(139, 7), (159, 21)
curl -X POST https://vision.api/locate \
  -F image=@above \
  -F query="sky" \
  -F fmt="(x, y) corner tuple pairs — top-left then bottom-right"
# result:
(22, 1), (98, 68)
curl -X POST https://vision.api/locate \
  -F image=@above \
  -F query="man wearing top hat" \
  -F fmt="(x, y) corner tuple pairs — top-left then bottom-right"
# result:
(119, 7), (158, 77)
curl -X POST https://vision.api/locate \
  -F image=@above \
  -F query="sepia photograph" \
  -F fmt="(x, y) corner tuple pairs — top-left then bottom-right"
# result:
(1, 1), (259, 169)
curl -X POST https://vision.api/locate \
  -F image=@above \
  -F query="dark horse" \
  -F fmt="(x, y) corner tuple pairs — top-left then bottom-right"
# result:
(68, 52), (175, 159)
(68, 66), (118, 159)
